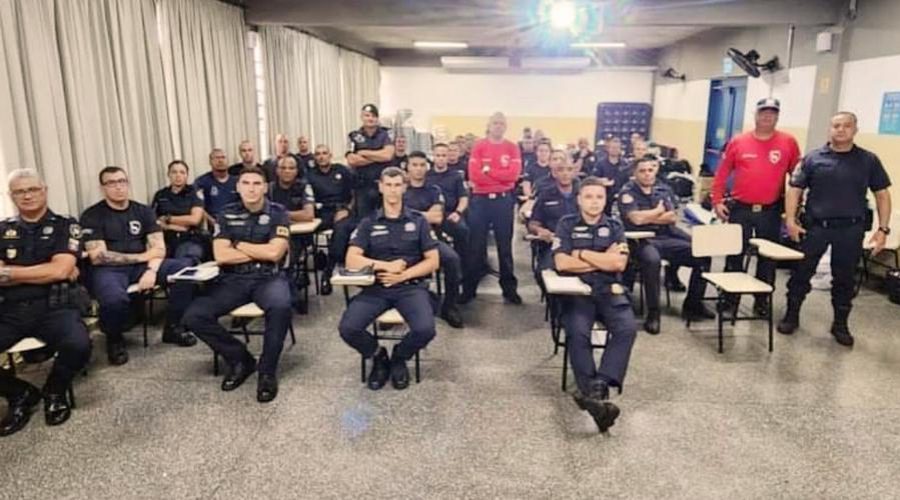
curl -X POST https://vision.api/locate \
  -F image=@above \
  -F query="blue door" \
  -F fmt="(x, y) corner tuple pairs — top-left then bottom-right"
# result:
(702, 77), (747, 173)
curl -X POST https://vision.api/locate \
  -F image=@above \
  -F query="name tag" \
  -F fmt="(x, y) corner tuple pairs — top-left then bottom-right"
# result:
(370, 230), (389, 237)
(544, 200), (560, 206)
(572, 232), (592, 239)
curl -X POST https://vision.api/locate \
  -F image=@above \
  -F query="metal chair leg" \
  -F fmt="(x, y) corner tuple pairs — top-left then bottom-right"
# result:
(415, 351), (421, 383)
(767, 294), (774, 352)
(561, 342), (569, 391)
(717, 293), (725, 354)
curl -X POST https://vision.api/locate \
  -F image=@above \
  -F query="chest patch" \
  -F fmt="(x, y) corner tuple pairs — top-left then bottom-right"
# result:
(598, 227), (610, 237)
(404, 222), (416, 232)
(128, 221), (142, 236)
(769, 150), (781, 164)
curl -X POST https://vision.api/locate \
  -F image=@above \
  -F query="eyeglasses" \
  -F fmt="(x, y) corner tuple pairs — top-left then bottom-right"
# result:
(102, 179), (129, 187)
(10, 187), (44, 198)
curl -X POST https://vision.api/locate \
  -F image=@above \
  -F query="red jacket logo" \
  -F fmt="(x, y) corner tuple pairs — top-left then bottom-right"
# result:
(768, 150), (781, 164)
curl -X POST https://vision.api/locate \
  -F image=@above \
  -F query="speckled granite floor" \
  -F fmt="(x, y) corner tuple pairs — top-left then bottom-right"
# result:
(3, 234), (900, 499)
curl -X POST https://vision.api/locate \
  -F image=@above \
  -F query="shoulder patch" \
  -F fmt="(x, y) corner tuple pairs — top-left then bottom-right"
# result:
(276, 226), (290, 237)
(620, 193), (634, 204)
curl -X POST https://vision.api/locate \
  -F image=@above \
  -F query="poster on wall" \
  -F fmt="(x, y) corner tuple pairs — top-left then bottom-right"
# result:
(879, 92), (900, 135)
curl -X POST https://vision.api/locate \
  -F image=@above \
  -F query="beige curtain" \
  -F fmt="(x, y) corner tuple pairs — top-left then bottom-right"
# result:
(307, 36), (345, 155)
(55, 0), (172, 206)
(0, 0), (78, 216)
(157, 0), (256, 174)
(339, 50), (381, 140)
(259, 26), (312, 157)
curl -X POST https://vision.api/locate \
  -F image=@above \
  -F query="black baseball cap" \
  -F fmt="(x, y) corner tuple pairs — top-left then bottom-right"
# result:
(361, 104), (379, 117)
(756, 98), (781, 112)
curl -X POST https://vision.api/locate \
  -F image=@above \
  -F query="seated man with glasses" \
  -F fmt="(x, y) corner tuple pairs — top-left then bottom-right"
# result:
(81, 166), (197, 366)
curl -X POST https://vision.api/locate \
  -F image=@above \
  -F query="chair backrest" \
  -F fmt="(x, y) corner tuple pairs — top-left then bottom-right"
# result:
(692, 223), (743, 258)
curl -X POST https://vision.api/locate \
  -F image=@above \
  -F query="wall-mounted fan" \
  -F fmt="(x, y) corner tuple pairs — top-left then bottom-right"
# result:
(726, 48), (781, 78)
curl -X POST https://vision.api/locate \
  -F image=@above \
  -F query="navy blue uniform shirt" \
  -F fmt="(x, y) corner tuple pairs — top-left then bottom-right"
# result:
(552, 213), (626, 293)
(307, 164), (355, 211)
(194, 172), (239, 217)
(214, 201), (290, 258)
(80, 200), (159, 254)
(268, 180), (314, 212)
(616, 180), (678, 234)
(348, 126), (392, 184)
(531, 183), (579, 232)
(593, 158), (634, 197)
(403, 184), (444, 214)
(349, 208), (438, 269)
(426, 168), (467, 213)
(523, 163), (552, 191)
(790, 144), (891, 220)
(151, 184), (203, 218)
(1, 210), (81, 301)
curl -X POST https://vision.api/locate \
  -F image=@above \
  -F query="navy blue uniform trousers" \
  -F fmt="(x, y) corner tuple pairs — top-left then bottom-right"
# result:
(183, 273), (292, 376)
(466, 194), (517, 295)
(786, 222), (866, 313)
(561, 293), (637, 394)
(338, 284), (436, 361)
(92, 258), (194, 342)
(0, 304), (91, 397)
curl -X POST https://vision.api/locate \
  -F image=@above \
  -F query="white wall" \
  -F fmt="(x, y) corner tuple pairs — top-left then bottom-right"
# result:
(839, 55), (900, 134)
(379, 67), (654, 130)
(653, 79), (711, 121)
(742, 65), (817, 131)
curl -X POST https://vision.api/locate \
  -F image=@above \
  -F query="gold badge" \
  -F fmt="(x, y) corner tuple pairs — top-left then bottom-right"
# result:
(6, 247), (17, 259)
(276, 226), (290, 237)
(611, 283), (625, 295)
(3, 228), (17, 239)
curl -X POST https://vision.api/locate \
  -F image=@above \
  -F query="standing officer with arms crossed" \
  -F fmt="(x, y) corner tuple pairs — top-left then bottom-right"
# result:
(346, 104), (395, 218)
(404, 151), (464, 328)
(0, 169), (90, 436)
(617, 157), (714, 334)
(338, 167), (439, 391)
(553, 176), (637, 433)
(151, 160), (206, 264)
(711, 98), (801, 318)
(182, 166), (293, 403)
(462, 112), (523, 305)
(778, 111), (892, 346)
(306, 144), (357, 295)
(82, 167), (197, 366)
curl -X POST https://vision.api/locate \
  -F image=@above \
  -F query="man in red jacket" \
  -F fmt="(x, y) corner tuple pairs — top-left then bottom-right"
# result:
(711, 98), (801, 317)
(461, 112), (523, 304)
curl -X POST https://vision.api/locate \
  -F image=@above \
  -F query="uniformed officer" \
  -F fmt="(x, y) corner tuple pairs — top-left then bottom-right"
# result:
(617, 157), (714, 334)
(392, 135), (409, 170)
(268, 156), (315, 223)
(592, 137), (632, 214)
(0, 169), (90, 437)
(778, 112), (893, 346)
(404, 152), (464, 328)
(553, 176), (637, 433)
(427, 143), (470, 284)
(528, 152), (579, 275)
(521, 141), (553, 201)
(262, 134), (294, 182)
(81, 167), (196, 366)
(151, 160), (206, 264)
(462, 112), (523, 305)
(296, 135), (315, 171)
(306, 144), (357, 295)
(195, 148), (240, 225)
(338, 167), (440, 391)
(267, 155), (315, 312)
(228, 140), (262, 177)
(182, 166), (293, 403)
(346, 104), (395, 217)
(447, 142), (468, 180)
(711, 98), (801, 318)
(572, 137), (598, 175)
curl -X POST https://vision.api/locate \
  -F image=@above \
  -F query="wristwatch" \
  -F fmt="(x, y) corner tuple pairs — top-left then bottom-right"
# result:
(878, 226), (891, 235)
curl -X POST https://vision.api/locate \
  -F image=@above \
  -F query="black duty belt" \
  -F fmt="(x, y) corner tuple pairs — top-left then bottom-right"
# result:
(472, 191), (512, 200)
(222, 262), (278, 274)
(730, 200), (780, 213)
(808, 217), (865, 229)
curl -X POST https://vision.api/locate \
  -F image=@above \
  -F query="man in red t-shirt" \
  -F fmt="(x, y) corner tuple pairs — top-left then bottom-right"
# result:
(711, 98), (801, 317)
(461, 112), (523, 304)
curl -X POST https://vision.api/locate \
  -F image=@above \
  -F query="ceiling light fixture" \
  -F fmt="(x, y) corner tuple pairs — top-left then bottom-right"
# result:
(549, 1), (577, 30)
(570, 42), (626, 49)
(414, 41), (469, 49)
